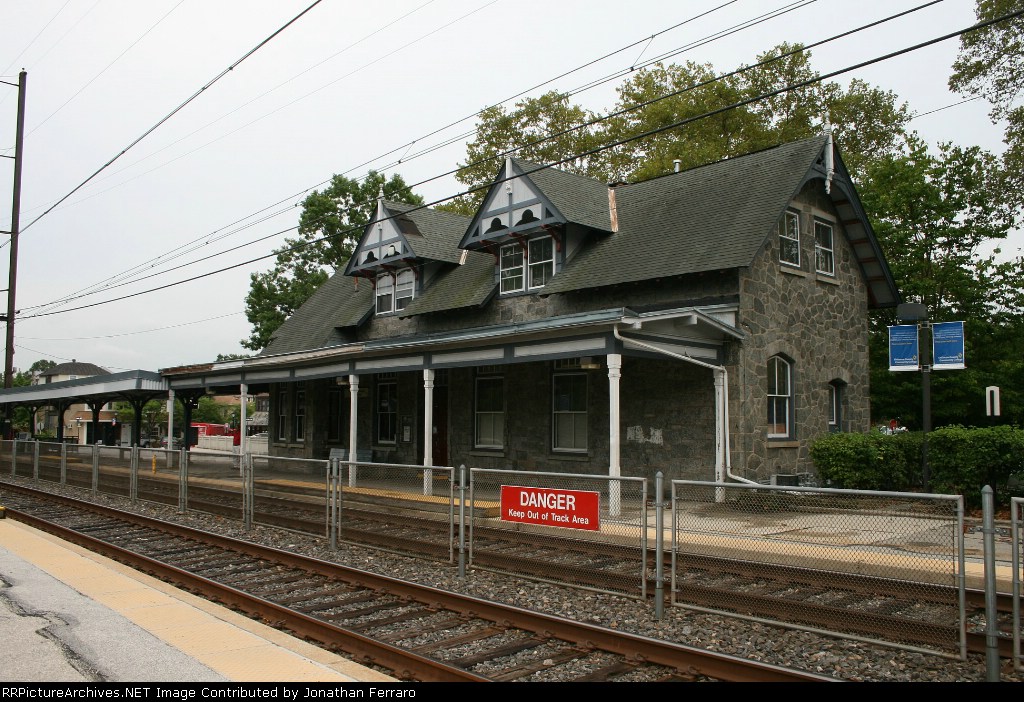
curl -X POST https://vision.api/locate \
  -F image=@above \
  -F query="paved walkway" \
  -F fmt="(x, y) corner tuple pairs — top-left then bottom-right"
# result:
(0, 517), (395, 683)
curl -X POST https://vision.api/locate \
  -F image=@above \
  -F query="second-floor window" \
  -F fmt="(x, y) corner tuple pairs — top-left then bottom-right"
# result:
(815, 221), (835, 275)
(500, 235), (554, 293)
(778, 211), (800, 267)
(375, 270), (415, 314)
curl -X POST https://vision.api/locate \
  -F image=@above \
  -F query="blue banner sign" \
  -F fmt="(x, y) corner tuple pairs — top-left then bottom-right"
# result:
(888, 324), (919, 371)
(932, 321), (965, 370)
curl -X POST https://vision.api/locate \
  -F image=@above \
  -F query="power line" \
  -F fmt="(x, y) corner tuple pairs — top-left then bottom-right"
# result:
(17, 6), (1022, 322)
(18, 0), (328, 234)
(12, 0), (816, 309)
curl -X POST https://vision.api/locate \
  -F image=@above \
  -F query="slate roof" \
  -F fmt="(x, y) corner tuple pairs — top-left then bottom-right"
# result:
(398, 251), (496, 318)
(260, 272), (373, 356)
(511, 159), (613, 233)
(382, 200), (470, 264)
(39, 361), (110, 378)
(541, 136), (831, 295)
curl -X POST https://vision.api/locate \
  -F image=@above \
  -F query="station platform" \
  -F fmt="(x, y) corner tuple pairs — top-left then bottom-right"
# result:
(0, 518), (395, 684)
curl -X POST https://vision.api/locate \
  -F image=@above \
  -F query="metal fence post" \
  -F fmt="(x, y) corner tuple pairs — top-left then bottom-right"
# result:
(983, 485), (1001, 681)
(91, 445), (99, 496)
(32, 440), (39, 481)
(242, 452), (253, 531)
(458, 464), (467, 580)
(654, 471), (664, 620)
(328, 457), (338, 549)
(130, 446), (138, 503)
(10, 439), (16, 476)
(178, 448), (187, 514)
(60, 442), (67, 485)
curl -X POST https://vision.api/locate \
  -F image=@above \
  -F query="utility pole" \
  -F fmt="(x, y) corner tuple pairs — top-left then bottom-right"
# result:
(2, 70), (26, 438)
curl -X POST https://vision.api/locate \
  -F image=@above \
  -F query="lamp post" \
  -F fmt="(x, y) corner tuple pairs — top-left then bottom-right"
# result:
(897, 302), (930, 491)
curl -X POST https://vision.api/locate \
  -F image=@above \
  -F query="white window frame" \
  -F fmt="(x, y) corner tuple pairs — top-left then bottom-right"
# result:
(500, 235), (554, 294)
(474, 373), (504, 449)
(779, 210), (800, 267)
(767, 356), (792, 439)
(552, 372), (587, 452)
(528, 236), (554, 289)
(375, 273), (394, 314)
(499, 243), (525, 293)
(395, 269), (415, 310)
(828, 380), (844, 432)
(814, 220), (835, 276)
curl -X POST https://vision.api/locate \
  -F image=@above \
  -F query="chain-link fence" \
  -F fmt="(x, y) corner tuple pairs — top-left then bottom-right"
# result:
(469, 468), (648, 598)
(11, 439), (34, 479)
(327, 460), (455, 562)
(37, 441), (64, 483)
(184, 448), (245, 520)
(1013, 497), (1023, 673)
(671, 480), (965, 656)
(247, 454), (330, 537)
(137, 447), (185, 509)
(95, 445), (133, 498)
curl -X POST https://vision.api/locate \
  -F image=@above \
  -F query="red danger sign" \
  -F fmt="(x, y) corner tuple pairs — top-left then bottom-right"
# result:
(499, 485), (600, 531)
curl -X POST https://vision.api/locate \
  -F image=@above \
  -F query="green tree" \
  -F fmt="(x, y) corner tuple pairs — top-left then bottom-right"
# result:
(859, 136), (1024, 427)
(949, 0), (1024, 209)
(448, 91), (605, 214)
(243, 171), (423, 351)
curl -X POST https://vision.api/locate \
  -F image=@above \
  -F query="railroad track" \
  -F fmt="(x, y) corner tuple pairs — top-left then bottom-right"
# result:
(5, 472), (1017, 659)
(0, 482), (836, 683)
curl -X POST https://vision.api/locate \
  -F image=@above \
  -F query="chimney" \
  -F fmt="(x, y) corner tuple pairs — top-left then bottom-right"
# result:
(607, 184), (619, 233)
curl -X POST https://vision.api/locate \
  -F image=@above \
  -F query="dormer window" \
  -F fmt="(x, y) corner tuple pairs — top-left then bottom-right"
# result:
(395, 269), (414, 310)
(376, 269), (416, 314)
(376, 274), (394, 314)
(500, 235), (554, 294)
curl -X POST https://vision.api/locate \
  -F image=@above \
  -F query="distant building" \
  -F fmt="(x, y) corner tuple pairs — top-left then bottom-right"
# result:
(33, 360), (118, 444)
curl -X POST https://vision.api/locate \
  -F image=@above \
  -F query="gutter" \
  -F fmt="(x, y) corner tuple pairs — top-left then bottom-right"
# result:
(612, 323), (754, 486)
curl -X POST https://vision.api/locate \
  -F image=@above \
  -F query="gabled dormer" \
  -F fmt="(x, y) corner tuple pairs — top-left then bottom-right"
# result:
(460, 157), (613, 296)
(344, 193), (469, 316)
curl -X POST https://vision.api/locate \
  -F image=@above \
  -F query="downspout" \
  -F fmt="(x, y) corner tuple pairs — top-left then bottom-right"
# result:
(612, 324), (754, 486)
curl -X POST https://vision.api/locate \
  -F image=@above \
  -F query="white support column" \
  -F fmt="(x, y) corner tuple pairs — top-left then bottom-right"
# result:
(238, 382), (248, 474)
(422, 369), (434, 496)
(348, 375), (359, 487)
(166, 389), (175, 469)
(714, 370), (725, 503)
(607, 353), (622, 516)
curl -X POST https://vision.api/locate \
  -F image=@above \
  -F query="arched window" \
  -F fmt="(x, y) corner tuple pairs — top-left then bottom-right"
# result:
(767, 356), (793, 438)
(828, 379), (846, 432)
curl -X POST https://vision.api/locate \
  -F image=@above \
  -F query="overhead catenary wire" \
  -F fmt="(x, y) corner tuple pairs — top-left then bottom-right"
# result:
(17, 0), (328, 235)
(16, 0), (900, 313)
(10, 0), (779, 313)
(15, 6), (1023, 323)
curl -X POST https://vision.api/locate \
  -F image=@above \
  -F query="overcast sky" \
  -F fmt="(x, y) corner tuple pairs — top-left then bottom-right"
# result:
(0, 0), (1008, 374)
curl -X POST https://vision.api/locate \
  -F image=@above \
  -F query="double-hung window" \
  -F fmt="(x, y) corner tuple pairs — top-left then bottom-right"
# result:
(767, 356), (793, 438)
(500, 235), (554, 293)
(293, 383), (306, 443)
(375, 274), (394, 314)
(500, 244), (524, 293)
(815, 221), (835, 275)
(395, 269), (414, 310)
(778, 211), (800, 267)
(552, 372), (587, 451)
(276, 388), (288, 442)
(528, 237), (554, 288)
(475, 370), (504, 449)
(376, 374), (397, 444)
